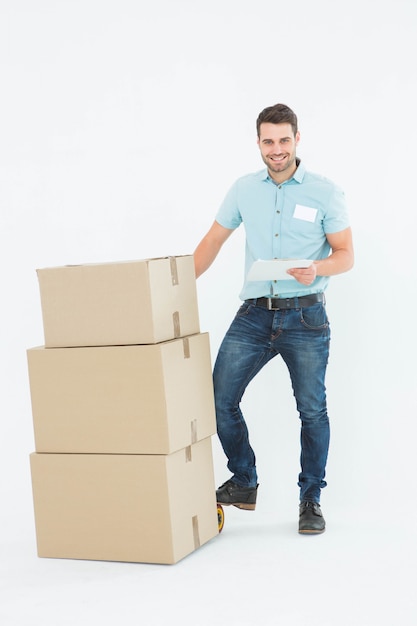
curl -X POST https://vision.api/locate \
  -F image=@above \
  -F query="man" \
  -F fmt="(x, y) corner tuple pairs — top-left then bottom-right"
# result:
(194, 103), (353, 534)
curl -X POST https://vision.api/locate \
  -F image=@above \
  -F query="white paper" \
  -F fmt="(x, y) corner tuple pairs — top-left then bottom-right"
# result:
(293, 204), (317, 223)
(247, 259), (313, 281)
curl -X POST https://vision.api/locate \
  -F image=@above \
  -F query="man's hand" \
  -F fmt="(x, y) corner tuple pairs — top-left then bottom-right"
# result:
(287, 263), (317, 285)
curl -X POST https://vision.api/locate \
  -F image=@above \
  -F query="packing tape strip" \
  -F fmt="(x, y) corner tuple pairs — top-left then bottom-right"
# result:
(192, 516), (201, 549)
(173, 311), (180, 338)
(191, 419), (198, 444)
(169, 256), (179, 286)
(182, 337), (190, 358)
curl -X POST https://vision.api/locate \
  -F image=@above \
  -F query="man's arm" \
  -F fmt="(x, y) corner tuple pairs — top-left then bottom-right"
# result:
(287, 227), (354, 286)
(193, 220), (235, 278)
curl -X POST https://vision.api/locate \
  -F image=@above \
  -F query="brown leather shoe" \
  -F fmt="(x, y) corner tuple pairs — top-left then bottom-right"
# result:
(299, 501), (326, 534)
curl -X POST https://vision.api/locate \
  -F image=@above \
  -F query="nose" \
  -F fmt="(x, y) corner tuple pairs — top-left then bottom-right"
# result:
(270, 142), (282, 153)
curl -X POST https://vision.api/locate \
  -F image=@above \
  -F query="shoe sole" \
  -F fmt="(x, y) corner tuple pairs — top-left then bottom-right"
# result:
(298, 527), (325, 534)
(217, 502), (256, 511)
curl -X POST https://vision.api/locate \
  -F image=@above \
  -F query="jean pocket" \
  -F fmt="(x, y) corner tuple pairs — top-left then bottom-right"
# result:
(300, 303), (329, 330)
(235, 302), (253, 318)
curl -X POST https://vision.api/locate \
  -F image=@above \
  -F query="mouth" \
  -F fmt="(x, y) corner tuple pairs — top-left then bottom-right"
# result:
(269, 154), (287, 163)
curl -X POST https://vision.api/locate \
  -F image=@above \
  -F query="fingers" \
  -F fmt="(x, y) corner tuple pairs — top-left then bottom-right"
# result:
(287, 264), (317, 285)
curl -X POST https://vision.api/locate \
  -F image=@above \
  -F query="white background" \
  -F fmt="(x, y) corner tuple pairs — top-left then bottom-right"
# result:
(1, 1), (416, 624)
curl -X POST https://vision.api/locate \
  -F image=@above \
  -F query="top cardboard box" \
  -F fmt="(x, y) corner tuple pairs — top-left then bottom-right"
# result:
(37, 256), (200, 347)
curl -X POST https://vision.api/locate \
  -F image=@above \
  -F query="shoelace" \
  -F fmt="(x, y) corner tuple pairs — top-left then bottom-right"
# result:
(300, 501), (321, 513)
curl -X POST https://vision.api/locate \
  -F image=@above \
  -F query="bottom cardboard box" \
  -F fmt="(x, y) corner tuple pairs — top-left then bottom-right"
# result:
(30, 438), (218, 565)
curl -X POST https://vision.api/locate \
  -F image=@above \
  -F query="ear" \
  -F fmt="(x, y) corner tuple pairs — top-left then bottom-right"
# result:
(295, 131), (300, 145)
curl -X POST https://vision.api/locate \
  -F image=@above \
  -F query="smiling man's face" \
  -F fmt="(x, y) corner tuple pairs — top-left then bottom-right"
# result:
(257, 122), (300, 183)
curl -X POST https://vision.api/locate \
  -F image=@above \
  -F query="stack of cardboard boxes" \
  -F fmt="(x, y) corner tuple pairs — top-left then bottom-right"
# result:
(27, 256), (219, 564)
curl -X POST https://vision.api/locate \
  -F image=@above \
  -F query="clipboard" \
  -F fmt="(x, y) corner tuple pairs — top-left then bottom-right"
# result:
(247, 259), (313, 281)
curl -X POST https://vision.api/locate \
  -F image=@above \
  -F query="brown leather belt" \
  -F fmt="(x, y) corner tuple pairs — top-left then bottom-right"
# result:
(246, 293), (324, 310)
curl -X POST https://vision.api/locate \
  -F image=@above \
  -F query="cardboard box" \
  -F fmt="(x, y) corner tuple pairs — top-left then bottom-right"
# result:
(30, 438), (219, 565)
(36, 256), (199, 347)
(27, 333), (216, 454)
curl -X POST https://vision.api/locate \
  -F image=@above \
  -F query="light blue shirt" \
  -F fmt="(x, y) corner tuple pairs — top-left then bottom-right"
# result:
(215, 160), (350, 300)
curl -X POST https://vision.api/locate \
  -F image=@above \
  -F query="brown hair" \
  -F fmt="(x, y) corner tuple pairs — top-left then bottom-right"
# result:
(256, 104), (298, 138)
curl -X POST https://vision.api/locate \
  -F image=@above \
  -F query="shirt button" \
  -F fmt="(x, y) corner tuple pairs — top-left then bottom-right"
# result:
(275, 233), (279, 237)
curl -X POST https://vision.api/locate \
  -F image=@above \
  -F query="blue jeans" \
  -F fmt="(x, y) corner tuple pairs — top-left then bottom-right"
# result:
(213, 300), (331, 503)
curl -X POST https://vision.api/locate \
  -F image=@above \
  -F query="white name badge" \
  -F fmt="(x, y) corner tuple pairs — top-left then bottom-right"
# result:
(293, 204), (318, 223)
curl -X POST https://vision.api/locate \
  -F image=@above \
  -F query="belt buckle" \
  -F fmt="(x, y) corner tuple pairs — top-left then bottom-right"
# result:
(267, 298), (280, 310)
